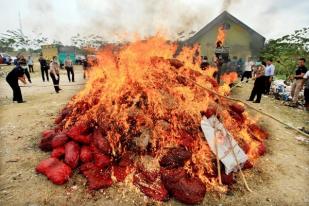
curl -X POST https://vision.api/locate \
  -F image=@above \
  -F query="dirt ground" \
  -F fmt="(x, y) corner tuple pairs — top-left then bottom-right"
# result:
(0, 66), (308, 206)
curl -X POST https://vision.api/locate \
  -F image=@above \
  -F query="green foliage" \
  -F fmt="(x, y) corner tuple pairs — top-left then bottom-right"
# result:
(0, 29), (48, 52)
(260, 27), (309, 79)
(71, 33), (107, 49)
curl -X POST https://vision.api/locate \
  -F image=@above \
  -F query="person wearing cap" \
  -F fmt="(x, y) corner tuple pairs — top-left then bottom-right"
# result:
(6, 58), (28, 103)
(49, 56), (62, 93)
(15, 54), (32, 83)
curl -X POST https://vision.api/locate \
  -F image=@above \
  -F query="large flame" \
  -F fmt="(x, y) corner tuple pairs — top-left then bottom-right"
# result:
(216, 25), (226, 45)
(53, 35), (268, 194)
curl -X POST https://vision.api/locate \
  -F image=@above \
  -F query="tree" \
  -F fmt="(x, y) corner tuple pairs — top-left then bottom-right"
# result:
(71, 34), (107, 49)
(0, 37), (15, 52)
(260, 27), (309, 79)
(0, 29), (48, 51)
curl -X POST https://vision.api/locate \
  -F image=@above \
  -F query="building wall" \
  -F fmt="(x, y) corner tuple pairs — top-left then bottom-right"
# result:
(41, 45), (58, 61)
(194, 19), (262, 62)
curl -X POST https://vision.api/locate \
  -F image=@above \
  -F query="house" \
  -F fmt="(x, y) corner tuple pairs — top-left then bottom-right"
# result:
(186, 11), (265, 62)
(41, 45), (77, 64)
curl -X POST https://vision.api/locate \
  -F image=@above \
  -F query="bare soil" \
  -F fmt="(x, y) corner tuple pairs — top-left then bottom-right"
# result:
(0, 67), (308, 206)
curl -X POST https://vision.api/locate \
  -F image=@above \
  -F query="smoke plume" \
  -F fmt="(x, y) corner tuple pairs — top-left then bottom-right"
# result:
(221, 0), (241, 11)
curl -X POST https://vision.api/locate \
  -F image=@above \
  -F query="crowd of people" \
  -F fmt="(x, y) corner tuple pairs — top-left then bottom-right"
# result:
(5, 54), (91, 103)
(241, 57), (308, 109)
(5, 53), (309, 111)
(199, 55), (308, 110)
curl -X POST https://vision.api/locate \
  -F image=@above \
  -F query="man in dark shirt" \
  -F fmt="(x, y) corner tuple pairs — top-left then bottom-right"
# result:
(83, 58), (89, 79)
(6, 58), (27, 103)
(39, 54), (49, 82)
(15, 54), (32, 83)
(290, 58), (307, 106)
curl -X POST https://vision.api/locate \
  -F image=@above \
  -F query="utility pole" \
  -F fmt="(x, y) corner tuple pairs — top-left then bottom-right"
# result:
(18, 11), (24, 37)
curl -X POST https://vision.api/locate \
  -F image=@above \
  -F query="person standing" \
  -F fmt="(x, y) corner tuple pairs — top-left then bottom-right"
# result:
(247, 63), (265, 103)
(264, 59), (275, 94)
(303, 70), (309, 111)
(49, 56), (61, 93)
(64, 55), (74, 82)
(83, 58), (89, 79)
(6, 58), (28, 103)
(27, 55), (34, 73)
(241, 58), (254, 82)
(39, 54), (49, 82)
(290, 58), (307, 106)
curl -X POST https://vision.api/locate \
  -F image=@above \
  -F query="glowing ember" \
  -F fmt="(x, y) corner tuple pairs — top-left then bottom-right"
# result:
(36, 35), (268, 204)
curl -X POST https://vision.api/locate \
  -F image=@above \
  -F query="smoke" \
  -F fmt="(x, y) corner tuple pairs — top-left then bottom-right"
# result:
(24, 0), (68, 43)
(22, 0), (244, 43)
(221, 0), (241, 11)
(74, 0), (213, 42)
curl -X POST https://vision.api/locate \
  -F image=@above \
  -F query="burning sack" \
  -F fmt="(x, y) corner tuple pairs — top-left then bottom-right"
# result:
(36, 158), (72, 185)
(201, 115), (248, 174)
(66, 124), (91, 144)
(133, 168), (168, 201)
(161, 168), (206, 205)
(80, 162), (113, 190)
(159, 147), (192, 169)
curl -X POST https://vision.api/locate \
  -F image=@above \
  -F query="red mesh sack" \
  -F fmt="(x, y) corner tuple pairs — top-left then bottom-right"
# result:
(64, 141), (80, 169)
(94, 153), (111, 168)
(92, 130), (111, 154)
(51, 146), (65, 159)
(161, 168), (206, 205)
(221, 171), (235, 185)
(229, 102), (245, 114)
(159, 147), (191, 169)
(133, 169), (168, 201)
(42, 130), (55, 138)
(113, 165), (129, 182)
(36, 157), (72, 185)
(80, 163), (113, 190)
(39, 130), (56, 152)
(66, 124), (91, 144)
(80, 146), (93, 163)
(51, 133), (69, 148)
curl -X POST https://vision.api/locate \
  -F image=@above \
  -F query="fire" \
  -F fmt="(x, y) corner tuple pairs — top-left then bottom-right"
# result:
(216, 25), (226, 45)
(37, 35), (268, 204)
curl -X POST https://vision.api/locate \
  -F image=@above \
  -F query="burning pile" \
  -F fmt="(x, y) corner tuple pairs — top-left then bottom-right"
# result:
(36, 36), (268, 204)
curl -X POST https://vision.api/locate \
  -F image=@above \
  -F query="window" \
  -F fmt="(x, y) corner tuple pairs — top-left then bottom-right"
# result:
(222, 23), (231, 30)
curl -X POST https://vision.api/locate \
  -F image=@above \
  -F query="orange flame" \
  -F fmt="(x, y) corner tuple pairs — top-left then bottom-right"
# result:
(216, 25), (226, 45)
(56, 34), (268, 193)
(221, 72), (238, 85)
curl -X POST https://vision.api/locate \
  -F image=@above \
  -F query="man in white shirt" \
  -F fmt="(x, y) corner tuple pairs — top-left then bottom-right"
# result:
(64, 55), (75, 82)
(241, 58), (254, 82)
(27, 55), (34, 73)
(264, 58), (275, 94)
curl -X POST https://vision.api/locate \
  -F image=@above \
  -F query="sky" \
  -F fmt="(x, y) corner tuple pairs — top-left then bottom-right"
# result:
(0, 0), (308, 44)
